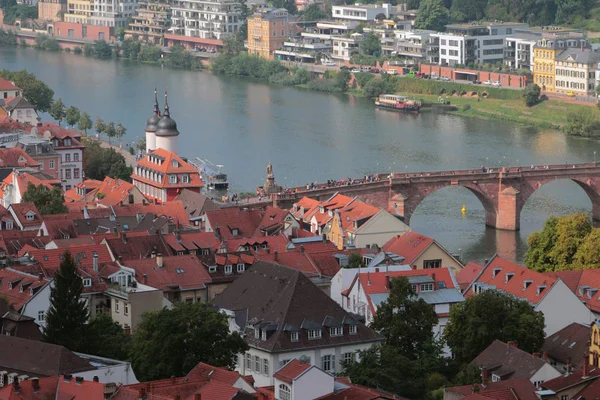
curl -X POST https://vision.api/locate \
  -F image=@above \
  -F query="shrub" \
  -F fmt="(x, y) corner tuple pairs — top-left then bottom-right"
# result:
(522, 84), (541, 107)
(564, 109), (600, 137)
(463, 104), (471, 111)
(354, 71), (375, 88)
(73, 46), (82, 55)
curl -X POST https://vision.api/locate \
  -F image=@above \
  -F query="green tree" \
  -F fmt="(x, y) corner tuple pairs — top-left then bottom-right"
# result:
(105, 121), (117, 145)
(65, 105), (80, 127)
(83, 314), (131, 360)
(22, 183), (68, 214)
(78, 111), (92, 133)
(414, 0), (449, 31)
(94, 117), (106, 138)
(525, 213), (593, 271)
(360, 32), (382, 57)
(49, 98), (66, 125)
(272, 0), (297, 14)
(354, 71), (375, 88)
(0, 69), (54, 112)
(449, 0), (487, 22)
(564, 109), (600, 138)
(347, 252), (363, 269)
(444, 290), (545, 365)
(83, 43), (94, 57)
(363, 77), (389, 97)
(136, 137), (146, 153)
(93, 40), (113, 59)
(82, 137), (132, 181)
(522, 83), (541, 107)
(108, 160), (133, 181)
(115, 27), (125, 41)
(115, 122), (126, 147)
(300, 3), (327, 21)
(43, 251), (89, 351)
(573, 228), (600, 269)
(130, 302), (248, 381)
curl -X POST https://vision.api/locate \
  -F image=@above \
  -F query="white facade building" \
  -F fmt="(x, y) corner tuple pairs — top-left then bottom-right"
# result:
(91, 0), (138, 27)
(394, 29), (439, 64)
(74, 353), (139, 385)
(331, 3), (392, 23)
(171, 0), (242, 40)
(331, 34), (362, 62)
(433, 22), (528, 66)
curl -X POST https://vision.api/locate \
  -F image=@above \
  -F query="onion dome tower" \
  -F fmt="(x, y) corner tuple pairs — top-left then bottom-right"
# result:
(154, 91), (180, 154)
(145, 89), (160, 153)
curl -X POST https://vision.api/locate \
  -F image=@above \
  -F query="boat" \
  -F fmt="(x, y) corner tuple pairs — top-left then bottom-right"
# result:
(189, 157), (229, 190)
(375, 94), (421, 112)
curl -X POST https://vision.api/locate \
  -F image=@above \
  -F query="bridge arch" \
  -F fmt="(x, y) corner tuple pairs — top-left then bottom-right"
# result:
(395, 182), (498, 227)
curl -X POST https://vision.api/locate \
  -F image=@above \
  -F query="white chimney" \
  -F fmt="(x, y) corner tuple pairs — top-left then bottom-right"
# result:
(93, 254), (98, 272)
(156, 253), (163, 268)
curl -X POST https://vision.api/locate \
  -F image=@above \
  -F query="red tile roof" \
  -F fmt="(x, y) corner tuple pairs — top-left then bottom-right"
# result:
(0, 376), (106, 400)
(64, 179), (103, 202)
(8, 202), (42, 228)
(0, 268), (51, 311)
(41, 219), (78, 240)
(255, 206), (291, 236)
(466, 256), (557, 305)
(185, 362), (242, 385)
(36, 122), (83, 140)
(318, 378), (408, 400)
(304, 194), (354, 227)
(335, 201), (380, 233)
(0, 147), (39, 168)
(94, 177), (140, 207)
(273, 359), (313, 383)
(291, 196), (320, 220)
(382, 231), (435, 265)
(112, 201), (190, 226)
(457, 261), (484, 291)
(572, 373), (600, 398)
(124, 255), (212, 291)
(205, 208), (265, 240)
(1, 170), (61, 199)
(103, 233), (173, 261)
(164, 231), (219, 253)
(20, 244), (113, 270)
(225, 234), (290, 254)
(542, 365), (600, 392)
(0, 78), (20, 91)
(133, 148), (203, 189)
(544, 269), (600, 313)
(0, 230), (49, 256)
(542, 322), (590, 369)
(446, 377), (538, 400)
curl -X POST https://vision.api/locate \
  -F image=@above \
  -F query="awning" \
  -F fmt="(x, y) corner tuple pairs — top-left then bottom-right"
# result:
(455, 70), (478, 75)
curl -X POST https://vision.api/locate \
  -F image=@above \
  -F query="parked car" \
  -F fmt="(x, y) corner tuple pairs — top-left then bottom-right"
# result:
(415, 73), (428, 79)
(472, 80), (481, 84)
(370, 68), (380, 73)
(483, 80), (492, 85)
(323, 61), (336, 66)
(207, 48), (216, 53)
(566, 91), (576, 97)
(198, 48), (207, 52)
(387, 69), (398, 75)
(440, 76), (450, 81)
(380, 69), (387, 75)
(361, 66), (372, 72)
(340, 65), (349, 70)
(351, 68), (361, 73)
(492, 81), (501, 87)
(430, 75), (439, 80)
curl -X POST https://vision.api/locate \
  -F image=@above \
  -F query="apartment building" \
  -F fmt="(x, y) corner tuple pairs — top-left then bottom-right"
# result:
(37, 0), (67, 21)
(124, 1), (170, 44)
(394, 29), (439, 64)
(90, 0), (138, 28)
(171, 0), (241, 41)
(331, 34), (361, 61)
(433, 22), (528, 66)
(247, 8), (297, 59)
(64, 0), (93, 23)
(554, 49), (600, 96)
(331, 3), (392, 23)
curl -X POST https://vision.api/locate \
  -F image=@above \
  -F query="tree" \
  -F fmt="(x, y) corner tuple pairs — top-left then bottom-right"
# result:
(414, 0), (449, 32)
(525, 213), (593, 271)
(564, 109), (600, 138)
(444, 290), (545, 365)
(136, 137), (146, 153)
(93, 40), (113, 59)
(115, 122), (126, 147)
(82, 138), (133, 182)
(354, 71), (375, 88)
(83, 314), (131, 360)
(360, 32), (382, 57)
(108, 160), (133, 182)
(105, 122), (117, 145)
(65, 105), (80, 127)
(49, 98), (66, 125)
(347, 252), (363, 269)
(78, 111), (92, 133)
(22, 183), (68, 214)
(130, 302), (248, 381)
(272, 0), (297, 14)
(43, 251), (89, 351)
(449, 0), (487, 22)
(0, 69), (54, 112)
(522, 84), (541, 107)
(300, 3), (327, 21)
(94, 117), (106, 138)
(573, 228), (600, 269)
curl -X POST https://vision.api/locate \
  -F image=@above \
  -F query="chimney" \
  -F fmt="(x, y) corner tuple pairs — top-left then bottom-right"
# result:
(142, 273), (148, 285)
(481, 367), (488, 387)
(300, 245), (304, 254)
(12, 379), (19, 393)
(566, 358), (572, 375)
(38, 272), (43, 282)
(542, 352), (548, 361)
(195, 394), (201, 400)
(583, 355), (591, 378)
(507, 341), (517, 349)
(322, 234), (327, 244)
(93, 254), (99, 272)
(532, 352), (540, 359)
(274, 251), (278, 261)
(151, 251), (156, 259)
(113, 227), (118, 236)
(93, 376), (99, 383)
(367, 271), (371, 285)
(156, 253), (163, 268)
(75, 377), (84, 385)
(386, 275), (390, 291)
(31, 377), (40, 392)
(64, 375), (72, 382)
(122, 232), (127, 244)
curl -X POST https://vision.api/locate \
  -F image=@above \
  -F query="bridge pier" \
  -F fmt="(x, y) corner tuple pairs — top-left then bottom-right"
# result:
(495, 186), (520, 231)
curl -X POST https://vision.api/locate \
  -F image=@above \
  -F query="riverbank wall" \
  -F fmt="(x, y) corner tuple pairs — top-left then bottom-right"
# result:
(419, 64), (528, 88)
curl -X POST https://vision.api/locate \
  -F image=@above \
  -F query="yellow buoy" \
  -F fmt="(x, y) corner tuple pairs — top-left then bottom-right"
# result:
(461, 204), (467, 214)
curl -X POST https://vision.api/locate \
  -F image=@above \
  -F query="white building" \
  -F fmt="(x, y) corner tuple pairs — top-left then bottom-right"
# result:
(171, 0), (242, 40)
(0, 268), (52, 328)
(331, 3), (392, 23)
(144, 91), (179, 154)
(212, 262), (384, 387)
(331, 34), (362, 62)
(554, 48), (600, 96)
(91, 0), (138, 28)
(73, 353), (139, 385)
(1, 97), (39, 126)
(393, 29), (439, 64)
(433, 22), (528, 66)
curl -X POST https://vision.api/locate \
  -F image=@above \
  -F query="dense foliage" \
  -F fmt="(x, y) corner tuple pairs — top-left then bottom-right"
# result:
(22, 183), (68, 214)
(49, 97), (66, 125)
(360, 32), (382, 57)
(414, 0), (449, 31)
(522, 83), (541, 107)
(84, 314), (131, 360)
(0, 0), (37, 25)
(444, 290), (545, 365)
(564, 109), (600, 137)
(34, 34), (59, 51)
(82, 137), (133, 182)
(212, 53), (286, 79)
(0, 69), (54, 112)
(130, 302), (248, 381)
(525, 213), (600, 271)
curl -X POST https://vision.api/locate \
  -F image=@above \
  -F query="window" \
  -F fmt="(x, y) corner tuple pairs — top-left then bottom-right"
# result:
(65, 169), (72, 179)
(349, 324), (357, 335)
(330, 327), (343, 337)
(343, 352), (354, 364)
(245, 353), (252, 369)
(74, 153), (79, 162)
(492, 374), (501, 383)
(39, 161), (44, 170)
(74, 168), (80, 179)
(263, 358), (269, 375)
(279, 384), (291, 400)
(49, 160), (55, 169)
(182, 174), (189, 184)
(261, 330), (267, 341)
(95, 303), (103, 315)
(534, 380), (543, 389)
(38, 310), (45, 321)
(169, 175), (177, 184)
(65, 153), (71, 162)
(421, 283), (434, 292)
(280, 359), (291, 367)
(290, 332), (298, 342)
(225, 265), (233, 274)
(322, 354), (335, 372)
(115, 300), (119, 313)
(254, 356), (261, 373)
(308, 329), (321, 339)
(6, 221), (13, 230)
(237, 263), (245, 272)
(124, 303), (129, 316)
(82, 278), (92, 287)
(423, 259), (442, 269)
(25, 213), (34, 221)
(208, 266), (217, 273)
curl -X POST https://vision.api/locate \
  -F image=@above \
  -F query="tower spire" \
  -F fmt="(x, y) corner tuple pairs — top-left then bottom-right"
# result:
(153, 88), (160, 116)
(163, 90), (170, 118)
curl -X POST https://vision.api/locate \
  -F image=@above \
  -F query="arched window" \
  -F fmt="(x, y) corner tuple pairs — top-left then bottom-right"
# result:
(279, 384), (291, 400)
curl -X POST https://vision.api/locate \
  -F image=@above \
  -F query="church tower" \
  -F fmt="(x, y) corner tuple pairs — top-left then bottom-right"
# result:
(154, 91), (179, 154)
(145, 89), (160, 153)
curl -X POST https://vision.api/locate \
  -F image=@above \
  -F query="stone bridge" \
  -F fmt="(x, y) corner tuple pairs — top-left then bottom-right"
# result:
(223, 162), (600, 231)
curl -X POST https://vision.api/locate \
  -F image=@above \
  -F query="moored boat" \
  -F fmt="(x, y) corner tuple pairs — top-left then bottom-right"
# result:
(375, 94), (421, 112)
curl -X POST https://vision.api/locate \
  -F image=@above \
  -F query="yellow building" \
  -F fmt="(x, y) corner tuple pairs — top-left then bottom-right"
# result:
(38, 0), (67, 21)
(533, 32), (588, 92)
(590, 321), (600, 367)
(63, 0), (93, 24)
(247, 8), (297, 59)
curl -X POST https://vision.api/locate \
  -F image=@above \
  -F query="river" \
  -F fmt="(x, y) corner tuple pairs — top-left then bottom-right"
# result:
(3, 46), (600, 264)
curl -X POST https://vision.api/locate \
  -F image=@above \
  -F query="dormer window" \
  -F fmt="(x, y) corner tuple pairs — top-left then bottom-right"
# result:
(319, 206), (324, 214)
(420, 283), (433, 292)
(237, 263), (245, 273)
(492, 268), (501, 278)
(224, 265), (232, 274)
(82, 278), (92, 287)
(262, 244), (268, 249)
(505, 273), (514, 283)
(261, 330), (267, 341)
(254, 328), (260, 339)
(25, 211), (35, 221)
(330, 327), (343, 337)
(172, 160), (179, 168)
(536, 285), (547, 296)
(5, 221), (11, 230)
(349, 324), (357, 335)
(231, 228), (239, 236)
(523, 280), (533, 290)
(208, 266), (217, 273)
(290, 332), (298, 342)
(64, 138), (72, 146)
(308, 329), (322, 340)
(182, 174), (189, 184)
(19, 285), (23, 293)
(168, 174), (177, 184)
(328, 210), (333, 217)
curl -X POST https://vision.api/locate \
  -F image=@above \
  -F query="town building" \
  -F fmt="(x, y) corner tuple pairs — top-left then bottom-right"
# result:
(8, 202), (44, 231)
(504, 27), (585, 71)
(291, 193), (354, 235)
(212, 261), (384, 387)
(537, 361), (600, 400)
(553, 48), (600, 96)
(143, 91), (179, 154)
(0, 298), (42, 340)
(52, 21), (113, 40)
(64, 176), (146, 207)
(331, 34), (362, 62)
(591, 321), (600, 368)
(433, 22), (528, 66)
(331, 3), (392, 23)
(274, 37), (333, 64)
(0, 169), (61, 207)
(444, 376), (538, 400)
(472, 340), (562, 388)
(455, 261), (483, 292)
(0, 147), (40, 177)
(205, 207), (297, 239)
(247, 8), (297, 59)
(393, 29), (439, 64)
(542, 322), (590, 373)
(466, 255), (595, 336)
(173, 188), (219, 227)
(1, 97), (39, 126)
(14, 135), (61, 180)
(89, 0), (138, 27)
(532, 31), (589, 91)
(382, 231), (464, 274)
(0, 375), (115, 399)
(0, 267), (52, 328)
(38, 0), (67, 21)
(170, 0), (242, 41)
(124, 1), (170, 45)
(64, 0), (94, 24)
(0, 78), (21, 100)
